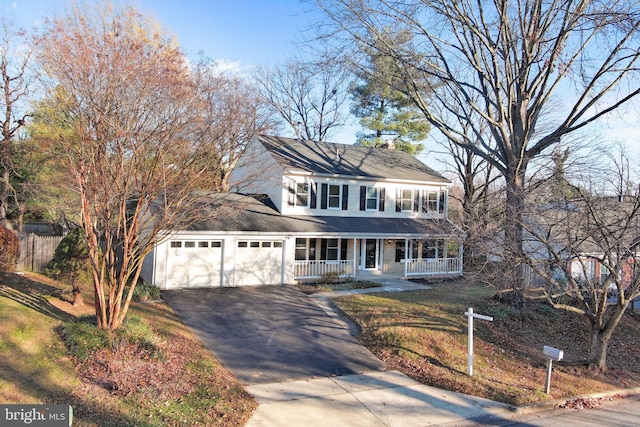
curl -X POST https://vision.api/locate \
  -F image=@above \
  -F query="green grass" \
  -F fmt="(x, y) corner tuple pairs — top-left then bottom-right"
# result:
(0, 272), (255, 426)
(332, 279), (640, 406)
(0, 283), (80, 404)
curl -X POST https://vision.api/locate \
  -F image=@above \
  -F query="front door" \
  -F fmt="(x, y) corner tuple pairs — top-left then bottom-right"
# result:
(364, 239), (378, 269)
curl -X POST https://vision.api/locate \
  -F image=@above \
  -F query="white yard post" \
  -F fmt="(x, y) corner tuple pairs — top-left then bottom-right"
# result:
(465, 308), (493, 376)
(467, 308), (474, 376)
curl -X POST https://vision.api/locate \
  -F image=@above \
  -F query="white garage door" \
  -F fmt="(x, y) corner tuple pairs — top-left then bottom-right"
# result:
(234, 240), (284, 286)
(165, 240), (223, 288)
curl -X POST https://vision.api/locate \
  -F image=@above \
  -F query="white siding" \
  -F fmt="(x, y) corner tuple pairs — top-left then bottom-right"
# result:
(229, 139), (285, 210)
(281, 176), (450, 220)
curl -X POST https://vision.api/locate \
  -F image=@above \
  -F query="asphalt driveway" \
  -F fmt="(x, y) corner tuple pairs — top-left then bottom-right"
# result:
(162, 285), (386, 384)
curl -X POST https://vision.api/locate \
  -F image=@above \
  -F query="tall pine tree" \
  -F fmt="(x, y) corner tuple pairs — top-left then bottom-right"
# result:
(349, 30), (429, 155)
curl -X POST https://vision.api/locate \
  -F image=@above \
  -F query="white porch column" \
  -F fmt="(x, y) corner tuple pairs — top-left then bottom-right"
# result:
(458, 239), (464, 274)
(404, 238), (408, 276)
(353, 238), (358, 276)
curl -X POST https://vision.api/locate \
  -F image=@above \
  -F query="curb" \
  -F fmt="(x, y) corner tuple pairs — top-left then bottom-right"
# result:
(510, 385), (640, 415)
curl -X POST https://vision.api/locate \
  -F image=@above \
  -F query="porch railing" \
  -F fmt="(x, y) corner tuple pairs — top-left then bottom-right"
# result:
(294, 260), (355, 279)
(405, 258), (461, 276)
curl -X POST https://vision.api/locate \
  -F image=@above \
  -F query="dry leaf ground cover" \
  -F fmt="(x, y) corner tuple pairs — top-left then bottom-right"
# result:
(330, 278), (640, 406)
(0, 272), (255, 426)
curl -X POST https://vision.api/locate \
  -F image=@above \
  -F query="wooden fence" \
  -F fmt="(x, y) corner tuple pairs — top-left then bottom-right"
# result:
(17, 234), (63, 273)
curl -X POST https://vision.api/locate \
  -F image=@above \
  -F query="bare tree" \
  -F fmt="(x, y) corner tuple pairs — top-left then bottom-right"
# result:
(34, 2), (259, 331)
(0, 20), (36, 228)
(318, 0), (640, 288)
(254, 55), (349, 141)
(523, 153), (640, 370)
(190, 59), (275, 191)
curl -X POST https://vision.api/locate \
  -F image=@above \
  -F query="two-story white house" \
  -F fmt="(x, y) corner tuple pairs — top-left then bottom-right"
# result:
(141, 135), (463, 289)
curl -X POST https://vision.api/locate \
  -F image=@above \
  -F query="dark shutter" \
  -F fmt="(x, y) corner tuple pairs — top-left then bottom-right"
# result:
(310, 183), (317, 209)
(320, 183), (328, 209)
(396, 189), (401, 212)
(414, 189), (420, 212)
(359, 186), (366, 211)
(379, 187), (385, 211)
(287, 182), (295, 206)
(340, 239), (348, 260)
(320, 239), (328, 260)
(342, 185), (349, 210)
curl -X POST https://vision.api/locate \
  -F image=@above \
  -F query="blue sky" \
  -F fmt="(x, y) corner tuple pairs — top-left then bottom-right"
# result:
(4, 0), (316, 67)
(5, 1), (637, 171)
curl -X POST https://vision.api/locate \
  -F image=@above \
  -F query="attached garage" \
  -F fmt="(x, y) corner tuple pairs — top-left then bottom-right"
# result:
(233, 239), (285, 286)
(164, 239), (224, 289)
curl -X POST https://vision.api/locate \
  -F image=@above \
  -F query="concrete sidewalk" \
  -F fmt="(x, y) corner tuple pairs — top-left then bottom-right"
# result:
(245, 370), (512, 427)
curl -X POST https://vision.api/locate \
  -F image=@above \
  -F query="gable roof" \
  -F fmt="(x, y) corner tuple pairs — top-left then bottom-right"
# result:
(186, 193), (462, 237)
(257, 135), (450, 184)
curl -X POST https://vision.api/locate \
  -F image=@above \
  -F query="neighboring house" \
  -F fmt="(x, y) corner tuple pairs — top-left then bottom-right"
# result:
(141, 135), (464, 289)
(522, 198), (637, 289)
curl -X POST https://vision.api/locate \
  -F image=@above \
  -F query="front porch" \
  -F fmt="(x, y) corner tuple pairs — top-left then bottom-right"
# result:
(293, 237), (463, 280)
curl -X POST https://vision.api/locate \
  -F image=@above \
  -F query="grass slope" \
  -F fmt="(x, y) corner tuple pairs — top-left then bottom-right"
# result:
(0, 272), (255, 426)
(332, 279), (640, 406)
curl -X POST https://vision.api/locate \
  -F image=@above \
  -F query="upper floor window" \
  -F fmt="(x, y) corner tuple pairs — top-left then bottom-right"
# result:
(320, 183), (348, 210)
(296, 182), (309, 206)
(359, 186), (386, 211)
(425, 190), (438, 212)
(328, 184), (341, 209)
(288, 181), (313, 208)
(396, 188), (419, 212)
(366, 187), (378, 210)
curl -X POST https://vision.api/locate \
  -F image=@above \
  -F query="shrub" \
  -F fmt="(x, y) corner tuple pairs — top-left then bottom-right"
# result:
(45, 227), (91, 305)
(318, 270), (343, 284)
(132, 281), (161, 301)
(60, 314), (161, 360)
(0, 225), (19, 272)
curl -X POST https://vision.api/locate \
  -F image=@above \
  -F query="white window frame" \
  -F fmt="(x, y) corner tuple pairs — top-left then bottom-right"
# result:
(328, 184), (342, 209)
(366, 187), (379, 211)
(399, 189), (413, 212)
(425, 190), (438, 212)
(295, 182), (309, 207)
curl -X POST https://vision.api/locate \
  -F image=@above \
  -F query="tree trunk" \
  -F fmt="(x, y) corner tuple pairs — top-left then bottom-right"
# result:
(72, 287), (84, 306)
(587, 327), (609, 372)
(503, 164), (528, 290)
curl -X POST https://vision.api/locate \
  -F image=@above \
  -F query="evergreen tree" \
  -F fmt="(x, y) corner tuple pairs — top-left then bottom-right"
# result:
(349, 30), (429, 155)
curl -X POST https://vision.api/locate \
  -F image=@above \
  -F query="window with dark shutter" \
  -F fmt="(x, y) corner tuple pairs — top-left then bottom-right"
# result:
(341, 239), (348, 260)
(287, 182), (295, 206)
(342, 185), (349, 210)
(321, 183), (328, 209)
(379, 187), (385, 211)
(360, 186), (366, 211)
(310, 183), (317, 208)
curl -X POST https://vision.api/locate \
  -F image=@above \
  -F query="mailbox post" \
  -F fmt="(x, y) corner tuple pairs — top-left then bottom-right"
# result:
(543, 345), (564, 394)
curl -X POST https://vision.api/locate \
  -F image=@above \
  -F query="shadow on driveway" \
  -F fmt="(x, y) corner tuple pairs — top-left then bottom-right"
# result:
(162, 285), (386, 385)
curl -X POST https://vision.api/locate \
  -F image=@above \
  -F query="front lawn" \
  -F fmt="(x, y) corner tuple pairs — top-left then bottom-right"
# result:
(0, 272), (255, 426)
(331, 278), (640, 406)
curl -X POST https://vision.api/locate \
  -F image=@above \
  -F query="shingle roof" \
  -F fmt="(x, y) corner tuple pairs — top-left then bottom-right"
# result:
(257, 135), (450, 184)
(187, 193), (461, 237)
